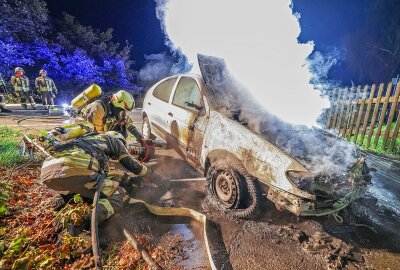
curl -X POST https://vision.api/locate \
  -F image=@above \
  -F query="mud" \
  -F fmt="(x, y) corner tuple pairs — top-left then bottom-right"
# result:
(100, 203), (210, 269)
(127, 147), (400, 269)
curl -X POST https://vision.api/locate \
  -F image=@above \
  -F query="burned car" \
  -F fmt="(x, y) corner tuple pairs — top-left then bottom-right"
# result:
(142, 54), (371, 218)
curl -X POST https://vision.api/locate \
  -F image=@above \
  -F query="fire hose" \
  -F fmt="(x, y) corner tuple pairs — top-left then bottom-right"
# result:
(22, 136), (232, 270)
(129, 139), (156, 162)
(91, 193), (230, 270)
(92, 173), (106, 270)
(127, 198), (232, 270)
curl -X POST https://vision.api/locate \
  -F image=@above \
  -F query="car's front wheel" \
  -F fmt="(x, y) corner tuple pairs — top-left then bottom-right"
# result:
(206, 162), (260, 218)
(142, 116), (155, 140)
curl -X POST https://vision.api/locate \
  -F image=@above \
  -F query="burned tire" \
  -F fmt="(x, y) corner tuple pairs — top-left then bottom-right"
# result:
(206, 162), (260, 218)
(142, 116), (155, 140)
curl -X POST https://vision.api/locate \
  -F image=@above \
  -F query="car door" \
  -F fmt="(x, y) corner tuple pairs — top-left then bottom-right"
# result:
(168, 76), (208, 168)
(147, 76), (178, 141)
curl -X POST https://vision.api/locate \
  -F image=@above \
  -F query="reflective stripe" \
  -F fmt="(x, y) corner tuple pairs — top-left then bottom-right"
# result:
(54, 146), (100, 171)
(118, 154), (130, 161)
(99, 199), (114, 219)
(138, 165), (148, 176)
(101, 178), (119, 197)
(83, 182), (97, 190)
(42, 157), (64, 169)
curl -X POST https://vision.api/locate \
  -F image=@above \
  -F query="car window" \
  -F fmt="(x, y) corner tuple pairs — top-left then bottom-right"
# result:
(172, 77), (202, 111)
(152, 77), (177, 102)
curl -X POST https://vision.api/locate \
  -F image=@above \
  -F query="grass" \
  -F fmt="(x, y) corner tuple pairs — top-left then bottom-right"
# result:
(0, 126), (26, 168)
(0, 126), (27, 216)
(351, 123), (400, 156)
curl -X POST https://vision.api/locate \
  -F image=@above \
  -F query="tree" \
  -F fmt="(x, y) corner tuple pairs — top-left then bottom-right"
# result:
(0, 0), (49, 41)
(345, 0), (400, 83)
(0, 0), (140, 96)
(55, 13), (139, 91)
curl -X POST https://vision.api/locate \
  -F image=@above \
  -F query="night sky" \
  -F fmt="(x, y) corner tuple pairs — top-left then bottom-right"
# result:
(44, 0), (372, 83)
(44, 0), (169, 69)
(294, 0), (370, 83)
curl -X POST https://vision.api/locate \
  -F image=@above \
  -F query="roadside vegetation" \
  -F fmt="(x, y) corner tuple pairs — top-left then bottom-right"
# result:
(0, 126), (185, 269)
(351, 123), (400, 156)
(0, 126), (26, 168)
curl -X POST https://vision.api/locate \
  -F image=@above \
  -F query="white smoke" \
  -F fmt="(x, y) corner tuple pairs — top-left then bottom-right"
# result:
(155, 0), (330, 126)
(138, 52), (191, 86)
(308, 48), (342, 91)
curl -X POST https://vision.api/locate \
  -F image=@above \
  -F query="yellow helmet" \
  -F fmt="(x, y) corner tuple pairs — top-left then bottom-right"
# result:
(105, 131), (126, 144)
(110, 90), (135, 111)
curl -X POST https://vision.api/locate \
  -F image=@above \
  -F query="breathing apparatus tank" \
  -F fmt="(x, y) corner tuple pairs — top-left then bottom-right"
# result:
(47, 121), (95, 142)
(71, 84), (102, 110)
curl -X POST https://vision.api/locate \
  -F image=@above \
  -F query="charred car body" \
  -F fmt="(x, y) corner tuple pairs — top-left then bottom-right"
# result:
(142, 54), (371, 218)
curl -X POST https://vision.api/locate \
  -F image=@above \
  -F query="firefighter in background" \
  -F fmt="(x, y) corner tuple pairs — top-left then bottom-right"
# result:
(0, 73), (11, 112)
(81, 89), (144, 143)
(11, 67), (36, 110)
(35, 69), (58, 109)
(40, 131), (159, 231)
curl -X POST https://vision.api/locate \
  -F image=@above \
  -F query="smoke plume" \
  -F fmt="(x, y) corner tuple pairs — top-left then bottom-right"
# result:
(138, 52), (191, 86)
(154, 0), (365, 179)
(155, 0), (330, 126)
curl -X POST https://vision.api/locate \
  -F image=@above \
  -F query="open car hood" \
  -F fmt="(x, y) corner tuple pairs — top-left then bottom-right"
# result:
(198, 53), (256, 112)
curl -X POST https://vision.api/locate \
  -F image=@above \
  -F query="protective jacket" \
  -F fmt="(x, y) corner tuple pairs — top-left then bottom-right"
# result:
(43, 133), (147, 177)
(81, 98), (143, 140)
(35, 76), (58, 94)
(11, 75), (30, 92)
(40, 133), (148, 223)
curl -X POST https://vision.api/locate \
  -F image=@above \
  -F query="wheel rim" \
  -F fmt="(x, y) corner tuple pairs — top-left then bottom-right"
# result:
(142, 119), (151, 139)
(214, 170), (238, 208)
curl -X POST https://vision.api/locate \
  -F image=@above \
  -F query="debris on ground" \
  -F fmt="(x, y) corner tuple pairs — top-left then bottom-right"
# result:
(0, 164), (191, 269)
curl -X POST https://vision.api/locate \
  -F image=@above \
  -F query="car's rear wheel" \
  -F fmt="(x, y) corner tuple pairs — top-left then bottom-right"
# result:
(142, 116), (155, 140)
(206, 162), (260, 218)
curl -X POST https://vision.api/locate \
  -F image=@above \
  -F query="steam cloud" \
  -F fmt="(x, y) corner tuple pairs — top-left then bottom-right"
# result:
(154, 0), (363, 178)
(138, 52), (191, 86)
(155, 0), (330, 126)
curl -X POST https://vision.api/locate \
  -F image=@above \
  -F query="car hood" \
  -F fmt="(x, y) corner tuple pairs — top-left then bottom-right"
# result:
(198, 53), (256, 112)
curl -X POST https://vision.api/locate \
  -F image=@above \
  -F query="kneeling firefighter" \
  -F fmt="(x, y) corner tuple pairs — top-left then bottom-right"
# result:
(40, 130), (160, 231)
(72, 84), (154, 162)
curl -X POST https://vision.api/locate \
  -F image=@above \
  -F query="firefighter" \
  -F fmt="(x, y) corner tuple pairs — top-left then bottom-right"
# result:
(40, 131), (159, 232)
(11, 67), (36, 110)
(81, 90), (145, 143)
(35, 69), (58, 109)
(0, 74), (11, 112)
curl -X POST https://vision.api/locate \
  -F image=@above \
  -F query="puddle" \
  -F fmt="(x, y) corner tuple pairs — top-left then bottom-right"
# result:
(366, 172), (400, 217)
(111, 206), (210, 269)
(170, 223), (209, 269)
